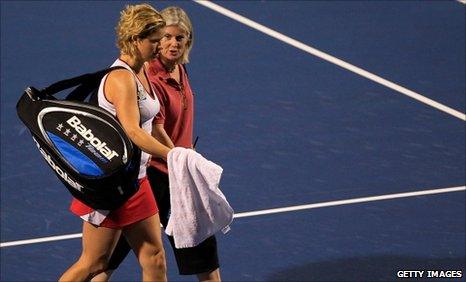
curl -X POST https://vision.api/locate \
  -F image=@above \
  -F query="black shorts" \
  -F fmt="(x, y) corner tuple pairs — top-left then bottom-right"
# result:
(107, 166), (220, 275)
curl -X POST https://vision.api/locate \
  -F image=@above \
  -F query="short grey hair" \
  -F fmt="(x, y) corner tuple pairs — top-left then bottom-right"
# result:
(161, 6), (193, 64)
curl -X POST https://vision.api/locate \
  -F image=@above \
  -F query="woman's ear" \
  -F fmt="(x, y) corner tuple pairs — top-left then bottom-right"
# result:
(131, 35), (140, 45)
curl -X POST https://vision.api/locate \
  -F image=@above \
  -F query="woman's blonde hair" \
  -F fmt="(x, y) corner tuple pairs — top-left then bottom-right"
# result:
(116, 3), (165, 57)
(161, 6), (193, 64)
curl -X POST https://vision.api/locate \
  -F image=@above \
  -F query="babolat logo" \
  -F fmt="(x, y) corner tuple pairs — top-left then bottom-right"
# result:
(33, 137), (84, 192)
(67, 116), (119, 161)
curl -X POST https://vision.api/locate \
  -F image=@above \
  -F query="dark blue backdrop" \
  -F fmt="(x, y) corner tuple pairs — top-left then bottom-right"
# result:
(1, 1), (464, 281)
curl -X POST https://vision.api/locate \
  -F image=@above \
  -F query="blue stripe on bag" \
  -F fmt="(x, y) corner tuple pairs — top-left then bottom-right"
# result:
(47, 132), (104, 176)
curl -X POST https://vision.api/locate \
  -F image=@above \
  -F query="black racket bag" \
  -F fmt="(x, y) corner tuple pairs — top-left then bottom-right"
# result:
(16, 67), (141, 210)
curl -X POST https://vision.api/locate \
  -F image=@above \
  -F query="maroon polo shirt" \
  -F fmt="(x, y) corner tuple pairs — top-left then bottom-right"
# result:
(147, 58), (194, 174)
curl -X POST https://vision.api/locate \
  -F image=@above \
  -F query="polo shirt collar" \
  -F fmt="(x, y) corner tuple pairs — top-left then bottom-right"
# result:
(148, 58), (185, 89)
(148, 58), (170, 79)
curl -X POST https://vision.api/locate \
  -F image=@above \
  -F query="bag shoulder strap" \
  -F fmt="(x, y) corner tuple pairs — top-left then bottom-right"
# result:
(39, 66), (126, 102)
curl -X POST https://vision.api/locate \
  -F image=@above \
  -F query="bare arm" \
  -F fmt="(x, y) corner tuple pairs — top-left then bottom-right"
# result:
(106, 70), (170, 160)
(152, 123), (175, 149)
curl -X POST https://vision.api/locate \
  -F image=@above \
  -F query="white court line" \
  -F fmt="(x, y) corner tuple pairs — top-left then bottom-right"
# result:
(1, 186), (464, 248)
(193, 0), (466, 121)
(235, 186), (465, 218)
(0, 233), (83, 248)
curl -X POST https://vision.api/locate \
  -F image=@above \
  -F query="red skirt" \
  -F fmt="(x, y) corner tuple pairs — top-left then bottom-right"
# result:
(70, 177), (158, 228)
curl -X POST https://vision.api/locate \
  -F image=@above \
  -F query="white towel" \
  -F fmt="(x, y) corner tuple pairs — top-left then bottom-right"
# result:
(166, 147), (234, 248)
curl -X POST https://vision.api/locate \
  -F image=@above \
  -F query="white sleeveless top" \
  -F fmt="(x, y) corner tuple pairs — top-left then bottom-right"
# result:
(98, 59), (160, 179)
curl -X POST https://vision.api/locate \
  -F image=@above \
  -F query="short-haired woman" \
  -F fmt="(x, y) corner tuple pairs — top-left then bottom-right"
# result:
(59, 4), (170, 281)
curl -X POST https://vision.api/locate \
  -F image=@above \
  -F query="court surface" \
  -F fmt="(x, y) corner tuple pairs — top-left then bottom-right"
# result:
(1, 1), (465, 281)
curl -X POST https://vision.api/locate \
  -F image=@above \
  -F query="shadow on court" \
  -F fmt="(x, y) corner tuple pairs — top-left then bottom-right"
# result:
(266, 256), (465, 281)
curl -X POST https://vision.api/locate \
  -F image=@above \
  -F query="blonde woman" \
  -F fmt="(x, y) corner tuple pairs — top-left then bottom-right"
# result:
(59, 3), (170, 281)
(93, 6), (222, 282)
(148, 7), (222, 281)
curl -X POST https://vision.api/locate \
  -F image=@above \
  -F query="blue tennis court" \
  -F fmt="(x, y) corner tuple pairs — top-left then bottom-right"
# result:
(1, 1), (465, 281)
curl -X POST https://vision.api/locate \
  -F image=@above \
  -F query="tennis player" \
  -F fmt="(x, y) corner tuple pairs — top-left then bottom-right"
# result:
(59, 4), (171, 281)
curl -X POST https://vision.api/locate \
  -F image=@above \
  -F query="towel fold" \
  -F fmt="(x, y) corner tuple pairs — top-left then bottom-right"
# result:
(166, 147), (234, 248)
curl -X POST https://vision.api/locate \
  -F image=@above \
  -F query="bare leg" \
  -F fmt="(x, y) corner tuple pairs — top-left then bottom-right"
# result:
(124, 214), (167, 281)
(59, 222), (121, 282)
(92, 248), (221, 282)
(93, 259), (222, 282)
(90, 270), (113, 282)
(197, 268), (221, 282)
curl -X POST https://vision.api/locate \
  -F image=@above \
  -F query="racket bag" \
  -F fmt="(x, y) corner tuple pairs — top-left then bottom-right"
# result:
(16, 66), (141, 210)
